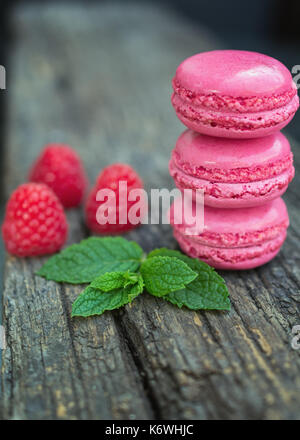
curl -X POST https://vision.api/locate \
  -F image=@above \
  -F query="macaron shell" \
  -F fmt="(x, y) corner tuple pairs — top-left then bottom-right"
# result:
(173, 130), (292, 172)
(174, 50), (295, 98)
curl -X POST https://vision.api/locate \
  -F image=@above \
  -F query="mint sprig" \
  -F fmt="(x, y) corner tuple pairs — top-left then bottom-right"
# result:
(36, 237), (230, 317)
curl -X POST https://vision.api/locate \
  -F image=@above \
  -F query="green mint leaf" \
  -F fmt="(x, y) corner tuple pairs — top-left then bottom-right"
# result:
(90, 271), (129, 291)
(90, 271), (144, 292)
(128, 276), (144, 300)
(123, 271), (143, 288)
(150, 249), (230, 311)
(165, 281), (230, 311)
(36, 237), (143, 284)
(148, 248), (185, 260)
(140, 256), (197, 297)
(71, 284), (142, 318)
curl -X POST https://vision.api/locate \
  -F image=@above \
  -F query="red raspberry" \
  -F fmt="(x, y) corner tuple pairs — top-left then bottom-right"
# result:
(29, 143), (88, 208)
(2, 183), (68, 257)
(85, 163), (145, 234)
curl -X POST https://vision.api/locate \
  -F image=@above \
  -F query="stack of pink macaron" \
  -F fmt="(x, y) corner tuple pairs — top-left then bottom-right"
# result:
(169, 50), (299, 269)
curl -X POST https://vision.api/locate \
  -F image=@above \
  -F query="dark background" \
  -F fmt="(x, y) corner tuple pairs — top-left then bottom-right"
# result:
(1, 0), (300, 160)
(0, 0), (299, 332)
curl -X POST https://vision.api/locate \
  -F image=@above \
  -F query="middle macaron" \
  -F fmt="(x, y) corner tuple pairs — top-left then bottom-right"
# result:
(169, 129), (294, 208)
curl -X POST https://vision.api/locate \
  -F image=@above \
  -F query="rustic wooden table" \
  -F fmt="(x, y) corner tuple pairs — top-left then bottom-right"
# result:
(1, 3), (300, 420)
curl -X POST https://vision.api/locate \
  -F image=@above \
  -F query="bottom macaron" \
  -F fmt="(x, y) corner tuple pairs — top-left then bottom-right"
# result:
(170, 197), (289, 270)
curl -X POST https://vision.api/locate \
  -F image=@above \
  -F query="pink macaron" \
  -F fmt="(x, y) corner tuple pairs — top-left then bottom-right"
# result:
(170, 197), (289, 270)
(169, 129), (294, 208)
(171, 50), (299, 138)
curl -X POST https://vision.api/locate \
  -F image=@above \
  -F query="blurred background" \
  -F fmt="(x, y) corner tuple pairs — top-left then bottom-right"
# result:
(0, 0), (300, 339)
(1, 0), (300, 134)
(1, 0), (299, 190)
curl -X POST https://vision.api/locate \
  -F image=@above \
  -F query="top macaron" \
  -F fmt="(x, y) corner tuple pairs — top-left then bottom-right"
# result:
(171, 50), (299, 138)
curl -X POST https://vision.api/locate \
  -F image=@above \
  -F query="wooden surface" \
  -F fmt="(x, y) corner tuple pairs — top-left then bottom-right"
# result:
(1, 3), (300, 420)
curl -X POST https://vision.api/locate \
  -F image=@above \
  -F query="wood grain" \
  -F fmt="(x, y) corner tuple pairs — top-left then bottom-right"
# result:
(1, 3), (299, 420)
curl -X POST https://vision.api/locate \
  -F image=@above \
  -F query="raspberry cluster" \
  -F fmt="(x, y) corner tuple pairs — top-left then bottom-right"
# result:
(2, 143), (144, 257)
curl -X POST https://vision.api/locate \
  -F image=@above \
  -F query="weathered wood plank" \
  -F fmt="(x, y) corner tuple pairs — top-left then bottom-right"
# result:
(1, 211), (154, 419)
(1, 3), (300, 420)
(0, 2), (216, 420)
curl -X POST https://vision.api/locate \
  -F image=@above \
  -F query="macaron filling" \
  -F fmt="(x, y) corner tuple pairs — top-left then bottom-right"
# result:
(173, 229), (286, 267)
(171, 150), (293, 183)
(172, 79), (297, 113)
(171, 93), (299, 132)
(172, 218), (289, 248)
(169, 158), (294, 203)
